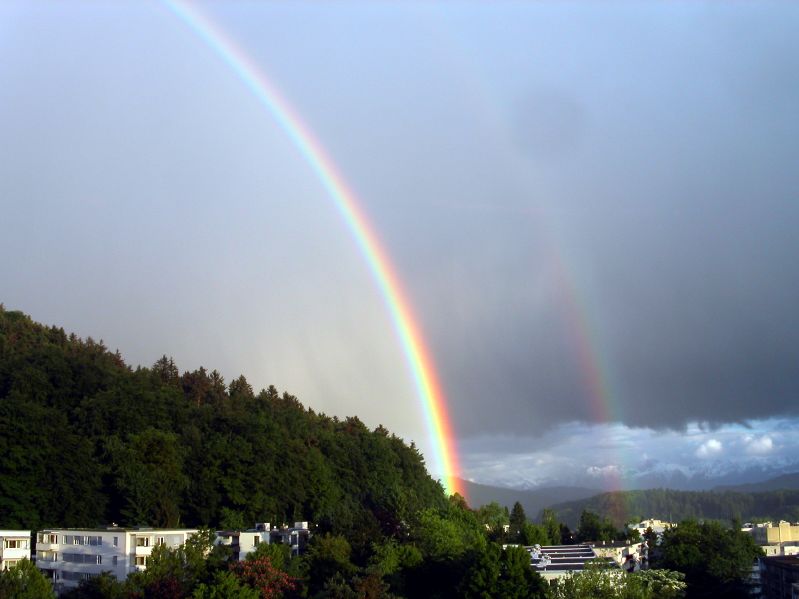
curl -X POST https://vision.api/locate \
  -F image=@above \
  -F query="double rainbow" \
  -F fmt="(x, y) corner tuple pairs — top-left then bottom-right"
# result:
(164, 0), (464, 497)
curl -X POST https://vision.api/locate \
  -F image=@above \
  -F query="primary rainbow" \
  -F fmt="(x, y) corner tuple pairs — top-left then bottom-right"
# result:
(164, 0), (464, 497)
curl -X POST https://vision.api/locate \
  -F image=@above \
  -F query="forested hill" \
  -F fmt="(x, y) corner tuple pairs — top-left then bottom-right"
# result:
(0, 307), (447, 547)
(545, 487), (799, 528)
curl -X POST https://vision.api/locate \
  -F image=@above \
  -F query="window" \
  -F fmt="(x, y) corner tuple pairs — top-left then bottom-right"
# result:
(253, 536), (260, 546)
(134, 556), (146, 566)
(113, 536), (118, 547)
(156, 536), (165, 546)
(112, 556), (118, 566)
(136, 537), (150, 547)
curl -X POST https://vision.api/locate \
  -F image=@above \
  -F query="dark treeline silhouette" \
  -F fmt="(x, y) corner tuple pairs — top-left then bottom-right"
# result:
(546, 487), (799, 529)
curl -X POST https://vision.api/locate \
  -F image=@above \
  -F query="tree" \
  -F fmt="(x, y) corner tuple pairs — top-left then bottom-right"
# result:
(0, 559), (54, 599)
(475, 502), (509, 542)
(460, 544), (501, 598)
(541, 508), (561, 544)
(193, 571), (260, 599)
(61, 573), (124, 599)
(304, 534), (357, 596)
(654, 520), (763, 599)
(550, 561), (650, 599)
(509, 502), (527, 543)
(520, 523), (550, 546)
(632, 569), (686, 599)
(577, 510), (618, 543)
(498, 546), (548, 599)
(231, 556), (296, 598)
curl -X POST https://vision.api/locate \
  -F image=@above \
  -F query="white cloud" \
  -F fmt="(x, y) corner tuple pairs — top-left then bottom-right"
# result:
(586, 465), (622, 477)
(696, 439), (723, 458)
(744, 435), (774, 455)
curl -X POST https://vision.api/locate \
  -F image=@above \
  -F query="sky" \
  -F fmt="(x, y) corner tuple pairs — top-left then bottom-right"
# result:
(2, 1), (798, 492)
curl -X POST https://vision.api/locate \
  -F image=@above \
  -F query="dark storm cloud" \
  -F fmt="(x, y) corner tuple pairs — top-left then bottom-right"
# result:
(401, 4), (799, 436)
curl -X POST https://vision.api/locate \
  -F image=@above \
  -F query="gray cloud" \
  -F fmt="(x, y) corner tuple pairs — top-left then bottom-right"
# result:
(1, 1), (798, 466)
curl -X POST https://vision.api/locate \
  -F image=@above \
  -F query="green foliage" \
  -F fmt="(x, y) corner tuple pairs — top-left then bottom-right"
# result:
(497, 546), (549, 599)
(508, 502), (527, 542)
(61, 573), (125, 599)
(577, 510), (622, 542)
(541, 508), (562, 544)
(304, 534), (357, 596)
(125, 528), (217, 597)
(520, 522), (550, 546)
(631, 569), (686, 599)
(550, 562), (651, 599)
(0, 559), (55, 599)
(246, 542), (291, 572)
(0, 308), (447, 545)
(192, 571), (261, 599)
(653, 519), (763, 598)
(413, 502), (486, 560)
(459, 545), (548, 599)
(475, 502), (509, 542)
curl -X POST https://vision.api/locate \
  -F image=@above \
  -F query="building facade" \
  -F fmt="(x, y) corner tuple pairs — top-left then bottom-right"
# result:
(751, 522), (799, 546)
(760, 555), (799, 599)
(0, 530), (31, 571)
(35, 527), (197, 594)
(215, 522), (310, 561)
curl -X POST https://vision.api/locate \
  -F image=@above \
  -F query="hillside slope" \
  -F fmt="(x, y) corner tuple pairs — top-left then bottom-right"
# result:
(0, 307), (446, 549)
(714, 472), (799, 493)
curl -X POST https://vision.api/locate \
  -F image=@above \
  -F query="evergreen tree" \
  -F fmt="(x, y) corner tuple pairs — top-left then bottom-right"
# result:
(509, 501), (527, 542)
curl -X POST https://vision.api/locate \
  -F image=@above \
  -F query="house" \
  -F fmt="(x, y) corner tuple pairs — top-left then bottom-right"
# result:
(35, 527), (198, 594)
(592, 540), (646, 571)
(0, 530), (31, 571)
(215, 522), (311, 560)
(749, 522), (799, 546)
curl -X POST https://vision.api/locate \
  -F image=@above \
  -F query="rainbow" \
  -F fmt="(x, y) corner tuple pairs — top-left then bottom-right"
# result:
(163, 0), (464, 497)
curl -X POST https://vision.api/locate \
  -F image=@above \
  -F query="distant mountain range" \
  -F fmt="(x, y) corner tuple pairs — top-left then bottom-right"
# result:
(458, 478), (600, 516)
(713, 472), (799, 493)
(463, 472), (799, 528)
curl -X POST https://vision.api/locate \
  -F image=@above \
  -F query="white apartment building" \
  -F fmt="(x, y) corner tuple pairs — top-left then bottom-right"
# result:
(0, 530), (31, 571)
(35, 527), (197, 594)
(215, 522), (310, 561)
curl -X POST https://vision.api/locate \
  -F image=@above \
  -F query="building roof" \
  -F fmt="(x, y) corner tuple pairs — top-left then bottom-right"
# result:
(762, 555), (799, 568)
(38, 527), (198, 533)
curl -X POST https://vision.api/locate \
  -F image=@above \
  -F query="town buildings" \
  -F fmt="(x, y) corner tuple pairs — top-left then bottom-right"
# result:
(35, 527), (198, 594)
(215, 522), (310, 560)
(748, 522), (799, 547)
(29, 522), (312, 594)
(0, 530), (31, 571)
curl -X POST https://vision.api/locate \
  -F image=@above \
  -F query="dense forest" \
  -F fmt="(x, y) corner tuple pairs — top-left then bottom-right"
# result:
(0, 306), (446, 549)
(546, 487), (799, 528)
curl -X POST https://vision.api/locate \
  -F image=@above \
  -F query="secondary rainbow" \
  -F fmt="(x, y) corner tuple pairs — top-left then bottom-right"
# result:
(164, 0), (464, 496)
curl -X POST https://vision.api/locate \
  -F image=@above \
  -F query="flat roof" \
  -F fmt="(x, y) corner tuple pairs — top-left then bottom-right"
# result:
(38, 528), (199, 533)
